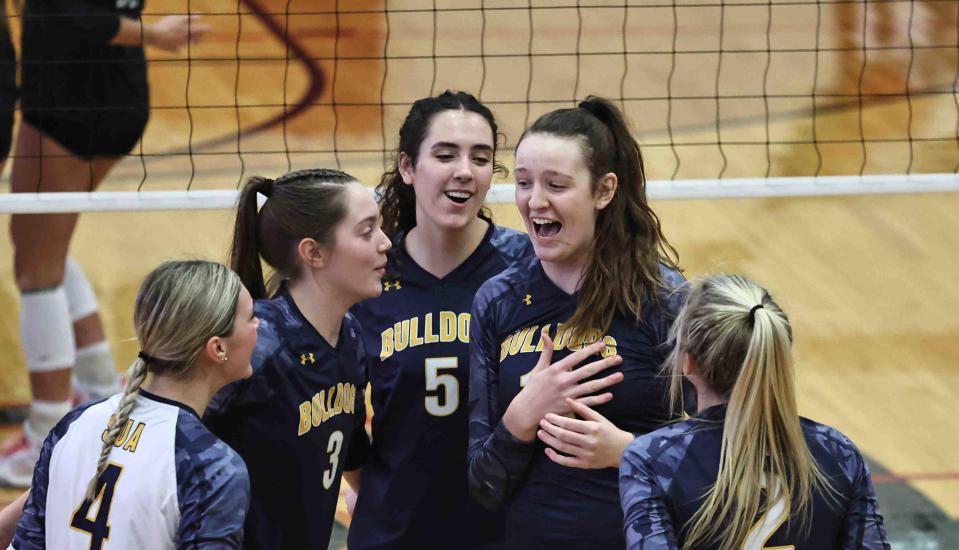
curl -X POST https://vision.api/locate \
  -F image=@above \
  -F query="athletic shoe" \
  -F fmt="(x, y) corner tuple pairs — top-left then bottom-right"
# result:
(0, 427), (42, 487)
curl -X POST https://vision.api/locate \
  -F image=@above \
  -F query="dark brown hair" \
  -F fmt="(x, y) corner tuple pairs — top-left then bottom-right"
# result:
(230, 168), (357, 299)
(520, 96), (680, 335)
(377, 91), (506, 240)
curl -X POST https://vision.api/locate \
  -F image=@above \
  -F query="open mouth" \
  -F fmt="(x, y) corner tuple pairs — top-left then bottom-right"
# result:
(445, 191), (471, 204)
(532, 217), (562, 238)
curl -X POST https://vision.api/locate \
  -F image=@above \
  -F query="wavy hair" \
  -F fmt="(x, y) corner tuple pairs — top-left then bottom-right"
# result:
(519, 96), (680, 336)
(377, 90), (506, 240)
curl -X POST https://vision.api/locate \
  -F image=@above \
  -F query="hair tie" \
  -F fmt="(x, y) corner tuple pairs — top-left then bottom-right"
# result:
(259, 179), (274, 198)
(578, 100), (597, 115)
(137, 351), (155, 363)
(749, 304), (764, 320)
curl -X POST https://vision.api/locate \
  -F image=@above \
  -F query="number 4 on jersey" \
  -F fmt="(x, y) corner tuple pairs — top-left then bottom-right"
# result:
(70, 463), (123, 550)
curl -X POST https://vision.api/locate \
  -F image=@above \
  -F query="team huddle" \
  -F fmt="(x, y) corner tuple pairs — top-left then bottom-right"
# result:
(0, 3), (892, 549)
(2, 90), (892, 549)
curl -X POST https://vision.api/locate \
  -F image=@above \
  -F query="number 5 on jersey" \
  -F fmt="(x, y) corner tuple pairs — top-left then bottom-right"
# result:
(70, 463), (123, 550)
(425, 357), (459, 417)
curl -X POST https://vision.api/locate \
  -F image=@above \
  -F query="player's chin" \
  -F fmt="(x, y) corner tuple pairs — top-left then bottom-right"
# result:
(363, 278), (385, 300)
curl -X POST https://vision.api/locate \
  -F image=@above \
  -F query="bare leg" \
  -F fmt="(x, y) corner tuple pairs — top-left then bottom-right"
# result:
(11, 122), (118, 404)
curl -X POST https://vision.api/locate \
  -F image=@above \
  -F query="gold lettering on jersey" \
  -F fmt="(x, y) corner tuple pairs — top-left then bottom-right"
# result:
(378, 312), (472, 360)
(122, 423), (145, 452)
(424, 313), (438, 344)
(409, 317), (424, 347)
(394, 320), (410, 352)
(298, 383), (358, 436)
(439, 311), (457, 342)
(498, 323), (618, 361)
(100, 415), (147, 453)
(301, 353), (315, 365)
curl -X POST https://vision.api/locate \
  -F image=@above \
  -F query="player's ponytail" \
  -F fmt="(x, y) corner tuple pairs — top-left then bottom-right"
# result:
(666, 274), (833, 550)
(230, 176), (273, 299)
(229, 169), (357, 298)
(84, 261), (242, 502)
(378, 91), (505, 240)
(519, 96), (680, 338)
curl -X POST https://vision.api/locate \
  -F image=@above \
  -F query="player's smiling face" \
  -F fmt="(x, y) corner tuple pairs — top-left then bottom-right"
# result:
(400, 109), (495, 232)
(324, 182), (392, 303)
(514, 132), (615, 275)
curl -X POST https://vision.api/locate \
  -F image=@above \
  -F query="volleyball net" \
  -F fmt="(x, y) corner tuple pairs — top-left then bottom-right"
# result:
(2, 0), (958, 212)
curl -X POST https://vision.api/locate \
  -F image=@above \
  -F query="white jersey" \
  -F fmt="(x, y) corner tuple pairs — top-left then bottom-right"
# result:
(13, 390), (249, 550)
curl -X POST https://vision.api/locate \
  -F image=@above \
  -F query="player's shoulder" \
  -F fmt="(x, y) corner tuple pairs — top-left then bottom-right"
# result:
(624, 416), (702, 466)
(48, 398), (112, 443)
(477, 254), (538, 301)
(175, 408), (249, 481)
(488, 225), (533, 263)
(800, 417), (867, 480)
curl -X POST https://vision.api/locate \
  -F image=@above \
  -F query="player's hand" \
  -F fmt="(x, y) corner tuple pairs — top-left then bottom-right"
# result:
(147, 15), (211, 52)
(538, 398), (634, 469)
(503, 331), (623, 442)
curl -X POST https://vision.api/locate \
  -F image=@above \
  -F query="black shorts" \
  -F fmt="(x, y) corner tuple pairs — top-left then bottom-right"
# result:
(0, 22), (16, 163)
(20, 48), (149, 159)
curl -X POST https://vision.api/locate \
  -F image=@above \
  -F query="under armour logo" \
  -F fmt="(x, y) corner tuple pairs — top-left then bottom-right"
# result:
(301, 353), (315, 365)
(522, 294), (532, 306)
(384, 280), (402, 291)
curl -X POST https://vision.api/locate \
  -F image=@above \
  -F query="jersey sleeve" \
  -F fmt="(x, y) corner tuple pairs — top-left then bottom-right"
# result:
(618, 437), (679, 550)
(12, 404), (95, 550)
(839, 446), (891, 550)
(32, 0), (124, 45)
(175, 417), (250, 550)
(466, 281), (536, 511)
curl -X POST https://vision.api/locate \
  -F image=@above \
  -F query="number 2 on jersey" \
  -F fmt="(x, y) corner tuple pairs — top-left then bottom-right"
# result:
(70, 463), (123, 550)
(743, 476), (794, 550)
(424, 357), (459, 416)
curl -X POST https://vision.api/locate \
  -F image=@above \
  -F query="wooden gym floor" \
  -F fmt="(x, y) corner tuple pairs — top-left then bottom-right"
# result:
(1, 1), (958, 547)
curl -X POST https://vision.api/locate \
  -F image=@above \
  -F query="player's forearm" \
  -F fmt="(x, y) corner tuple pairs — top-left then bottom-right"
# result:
(0, 490), (30, 548)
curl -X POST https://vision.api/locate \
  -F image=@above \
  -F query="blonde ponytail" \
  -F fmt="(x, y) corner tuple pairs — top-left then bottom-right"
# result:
(666, 274), (833, 550)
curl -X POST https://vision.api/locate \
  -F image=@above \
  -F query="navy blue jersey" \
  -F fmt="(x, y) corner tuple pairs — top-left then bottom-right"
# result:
(619, 405), (891, 549)
(348, 224), (532, 550)
(205, 288), (370, 550)
(14, 391), (248, 550)
(468, 255), (686, 549)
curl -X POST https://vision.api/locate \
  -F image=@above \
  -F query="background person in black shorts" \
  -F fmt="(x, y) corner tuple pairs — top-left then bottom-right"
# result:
(0, 0), (209, 487)
(0, 1), (16, 169)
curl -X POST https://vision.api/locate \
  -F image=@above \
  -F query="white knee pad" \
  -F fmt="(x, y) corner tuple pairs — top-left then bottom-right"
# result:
(63, 256), (99, 321)
(74, 340), (119, 394)
(20, 286), (75, 372)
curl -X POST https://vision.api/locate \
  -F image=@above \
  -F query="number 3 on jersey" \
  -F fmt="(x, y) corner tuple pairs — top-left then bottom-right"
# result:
(322, 430), (344, 490)
(425, 357), (459, 417)
(70, 463), (123, 550)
